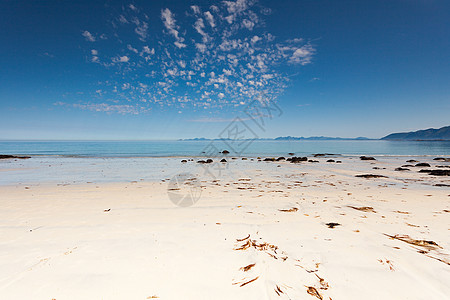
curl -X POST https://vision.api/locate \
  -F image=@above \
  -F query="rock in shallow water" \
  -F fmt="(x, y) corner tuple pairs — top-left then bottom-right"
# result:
(0, 155), (31, 159)
(360, 156), (376, 161)
(415, 163), (431, 167)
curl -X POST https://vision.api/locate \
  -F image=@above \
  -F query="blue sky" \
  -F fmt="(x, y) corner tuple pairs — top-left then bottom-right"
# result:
(0, 0), (449, 140)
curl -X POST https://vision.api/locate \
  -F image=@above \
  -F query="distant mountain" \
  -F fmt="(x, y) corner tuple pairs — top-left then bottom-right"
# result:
(274, 136), (370, 141)
(382, 126), (450, 141)
(180, 136), (371, 141)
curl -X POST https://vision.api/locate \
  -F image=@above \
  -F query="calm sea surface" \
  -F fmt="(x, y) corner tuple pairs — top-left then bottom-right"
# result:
(0, 140), (449, 157)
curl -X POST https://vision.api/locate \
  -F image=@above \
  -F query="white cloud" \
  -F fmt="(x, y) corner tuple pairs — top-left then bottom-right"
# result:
(251, 35), (261, 44)
(142, 46), (155, 55)
(174, 41), (187, 49)
(129, 4), (137, 11)
(82, 31), (95, 42)
(135, 21), (148, 41)
(224, 0), (250, 15)
(289, 44), (314, 64)
(91, 49), (98, 55)
(55, 102), (146, 114)
(242, 19), (254, 30)
(204, 11), (215, 27)
(113, 56), (130, 63)
(194, 18), (209, 43)
(191, 5), (200, 14)
(196, 43), (207, 53)
(119, 15), (128, 24)
(161, 8), (186, 48)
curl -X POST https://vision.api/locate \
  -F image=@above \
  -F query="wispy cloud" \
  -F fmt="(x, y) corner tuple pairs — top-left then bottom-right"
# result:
(188, 117), (251, 122)
(54, 102), (148, 114)
(82, 30), (95, 42)
(74, 0), (316, 114)
(161, 8), (186, 48)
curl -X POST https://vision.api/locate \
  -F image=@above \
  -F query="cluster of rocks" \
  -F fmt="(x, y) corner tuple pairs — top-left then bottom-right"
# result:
(394, 158), (450, 176)
(180, 151), (349, 165)
(197, 159), (214, 164)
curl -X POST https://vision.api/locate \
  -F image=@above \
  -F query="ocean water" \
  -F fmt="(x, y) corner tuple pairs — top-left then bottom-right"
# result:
(0, 140), (448, 186)
(0, 140), (449, 157)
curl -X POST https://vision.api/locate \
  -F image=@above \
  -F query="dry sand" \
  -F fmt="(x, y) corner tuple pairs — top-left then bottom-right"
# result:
(0, 156), (449, 299)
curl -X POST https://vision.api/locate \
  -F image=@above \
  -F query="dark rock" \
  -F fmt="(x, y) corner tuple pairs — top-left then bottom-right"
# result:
(197, 160), (206, 164)
(326, 222), (341, 228)
(263, 158), (276, 162)
(308, 160), (319, 163)
(395, 167), (410, 171)
(242, 157), (247, 160)
(428, 170), (450, 176)
(360, 156), (376, 161)
(433, 157), (450, 162)
(406, 159), (418, 163)
(402, 164), (414, 167)
(181, 160), (187, 163)
(220, 159), (227, 163)
(221, 150), (230, 154)
(415, 163), (431, 167)
(336, 161), (342, 163)
(288, 153), (295, 156)
(290, 156), (308, 163)
(418, 169), (432, 173)
(326, 159), (335, 163)
(276, 157), (285, 161)
(314, 153), (341, 157)
(0, 155), (31, 159)
(355, 174), (388, 178)
(434, 183), (450, 187)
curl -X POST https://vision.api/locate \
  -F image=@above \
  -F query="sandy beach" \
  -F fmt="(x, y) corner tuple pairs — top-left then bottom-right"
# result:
(0, 155), (449, 299)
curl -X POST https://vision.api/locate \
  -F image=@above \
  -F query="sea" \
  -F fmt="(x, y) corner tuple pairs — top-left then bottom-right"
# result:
(0, 140), (448, 185)
(0, 140), (449, 157)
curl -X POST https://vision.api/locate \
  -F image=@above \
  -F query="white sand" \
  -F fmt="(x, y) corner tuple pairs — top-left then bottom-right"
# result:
(0, 156), (449, 299)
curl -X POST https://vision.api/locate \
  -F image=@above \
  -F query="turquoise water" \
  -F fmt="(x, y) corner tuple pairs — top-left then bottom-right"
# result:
(0, 140), (449, 157)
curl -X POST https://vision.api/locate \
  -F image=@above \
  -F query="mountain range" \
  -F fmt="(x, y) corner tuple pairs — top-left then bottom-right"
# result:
(381, 126), (450, 140)
(180, 126), (450, 141)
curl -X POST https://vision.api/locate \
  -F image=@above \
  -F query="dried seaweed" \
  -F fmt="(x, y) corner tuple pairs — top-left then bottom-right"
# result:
(306, 286), (323, 299)
(348, 206), (376, 213)
(315, 274), (329, 290)
(384, 234), (441, 250)
(279, 207), (299, 212)
(355, 174), (388, 178)
(236, 234), (250, 242)
(274, 285), (284, 296)
(239, 276), (259, 287)
(240, 263), (256, 272)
